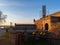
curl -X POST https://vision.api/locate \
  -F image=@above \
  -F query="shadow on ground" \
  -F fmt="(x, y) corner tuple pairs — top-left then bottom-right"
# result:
(23, 37), (51, 45)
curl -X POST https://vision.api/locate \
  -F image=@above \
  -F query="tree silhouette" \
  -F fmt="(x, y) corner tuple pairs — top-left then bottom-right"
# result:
(0, 11), (7, 25)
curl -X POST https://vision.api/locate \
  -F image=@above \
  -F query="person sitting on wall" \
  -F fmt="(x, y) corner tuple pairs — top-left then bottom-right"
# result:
(6, 28), (8, 32)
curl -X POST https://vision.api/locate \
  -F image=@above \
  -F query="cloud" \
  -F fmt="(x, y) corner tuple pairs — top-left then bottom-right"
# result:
(0, 3), (4, 6)
(0, 3), (25, 7)
(0, 1), (40, 7)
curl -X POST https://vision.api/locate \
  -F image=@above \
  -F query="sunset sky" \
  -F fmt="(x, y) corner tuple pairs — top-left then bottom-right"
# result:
(0, 0), (60, 25)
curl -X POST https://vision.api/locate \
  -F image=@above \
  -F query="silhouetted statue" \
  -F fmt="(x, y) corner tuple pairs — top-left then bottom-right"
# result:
(33, 19), (35, 22)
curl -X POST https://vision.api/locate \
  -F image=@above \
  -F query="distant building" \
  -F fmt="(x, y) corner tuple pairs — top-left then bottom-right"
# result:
(34, 11), (60, 32)
(15, 24), (36, 30)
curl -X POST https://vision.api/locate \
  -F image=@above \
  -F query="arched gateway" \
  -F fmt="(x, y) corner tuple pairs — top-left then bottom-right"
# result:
(45, 23), (48, 30)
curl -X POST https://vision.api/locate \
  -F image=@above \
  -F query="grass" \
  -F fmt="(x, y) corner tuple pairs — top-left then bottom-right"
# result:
(0, 32), (10, 39)
(0, 32), (13, 45)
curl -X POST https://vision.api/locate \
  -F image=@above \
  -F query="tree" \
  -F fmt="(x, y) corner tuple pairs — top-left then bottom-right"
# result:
(0, 11), (7, 25)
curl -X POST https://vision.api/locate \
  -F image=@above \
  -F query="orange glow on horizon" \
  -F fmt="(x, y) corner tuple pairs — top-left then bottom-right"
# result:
(0, 20), (34, 26)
